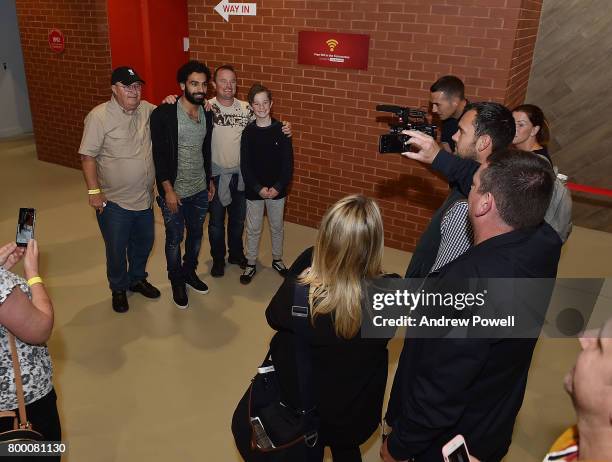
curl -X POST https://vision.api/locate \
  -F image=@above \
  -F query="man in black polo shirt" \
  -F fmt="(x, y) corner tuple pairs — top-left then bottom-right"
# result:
(382, 149), (562, 462)
(430, 75), (468, 153)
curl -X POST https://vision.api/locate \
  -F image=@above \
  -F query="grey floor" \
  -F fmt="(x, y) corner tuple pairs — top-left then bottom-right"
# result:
(0, 134), (610, 461)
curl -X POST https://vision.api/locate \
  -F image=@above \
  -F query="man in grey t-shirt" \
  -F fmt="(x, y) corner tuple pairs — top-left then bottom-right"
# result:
(151, 61), (215, 309)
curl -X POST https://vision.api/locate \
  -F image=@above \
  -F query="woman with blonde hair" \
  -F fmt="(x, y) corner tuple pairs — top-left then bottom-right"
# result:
(263, 194), (394, 461)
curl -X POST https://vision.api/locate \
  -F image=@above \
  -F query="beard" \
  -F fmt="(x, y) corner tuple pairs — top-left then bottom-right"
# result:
(184, 88), (205, 105)
(456, 140), (478, 160)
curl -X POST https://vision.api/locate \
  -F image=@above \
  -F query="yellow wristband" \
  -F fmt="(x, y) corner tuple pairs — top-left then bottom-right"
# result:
(88, 188), (101, 195)
(27, 276), (43, 287)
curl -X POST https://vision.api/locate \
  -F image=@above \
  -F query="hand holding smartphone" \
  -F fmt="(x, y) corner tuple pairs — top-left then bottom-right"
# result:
(23, 238), (40, 281)
(442, 435), (471, 462)
(0, 242), (24, 270)
(16, 208), (36, 247)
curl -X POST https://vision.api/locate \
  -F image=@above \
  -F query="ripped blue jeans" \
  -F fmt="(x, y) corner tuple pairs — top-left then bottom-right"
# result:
(157, 189), (208, 284)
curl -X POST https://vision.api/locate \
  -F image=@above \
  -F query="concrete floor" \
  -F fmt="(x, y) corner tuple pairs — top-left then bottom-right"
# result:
(0, 134), (610, 461)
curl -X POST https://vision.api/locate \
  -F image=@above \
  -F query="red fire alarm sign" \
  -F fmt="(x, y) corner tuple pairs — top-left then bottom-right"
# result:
(48, 29), (65, 53)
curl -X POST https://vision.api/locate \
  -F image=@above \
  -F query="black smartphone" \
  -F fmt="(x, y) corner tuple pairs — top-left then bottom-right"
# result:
(16, 208), (36, 247)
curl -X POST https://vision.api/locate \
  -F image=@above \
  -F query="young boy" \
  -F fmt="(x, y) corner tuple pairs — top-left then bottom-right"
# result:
(239, 84), (293, 284)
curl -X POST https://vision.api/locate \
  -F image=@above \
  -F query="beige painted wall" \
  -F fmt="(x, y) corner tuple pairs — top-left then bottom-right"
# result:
(526, 0), (612, 232)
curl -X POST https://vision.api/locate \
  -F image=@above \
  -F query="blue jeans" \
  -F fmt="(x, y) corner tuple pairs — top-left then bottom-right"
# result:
(157, 189), (209, 284)
(96, 201), (154, 292)
(208, 174), (246, 262)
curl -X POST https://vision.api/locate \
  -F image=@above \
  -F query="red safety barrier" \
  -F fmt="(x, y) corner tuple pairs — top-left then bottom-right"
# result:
(566, 182), (612, 198)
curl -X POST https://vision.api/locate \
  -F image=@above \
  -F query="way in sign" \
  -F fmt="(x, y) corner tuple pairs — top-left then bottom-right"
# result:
(224, 3), (252, 13)
(214, 0), (257, 21)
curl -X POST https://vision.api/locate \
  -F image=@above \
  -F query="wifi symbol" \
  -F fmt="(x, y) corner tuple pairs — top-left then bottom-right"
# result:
(326, 39), (339, 51)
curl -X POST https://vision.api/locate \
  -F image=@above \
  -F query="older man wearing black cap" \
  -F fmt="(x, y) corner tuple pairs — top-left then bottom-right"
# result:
(78, 66), (161, 313)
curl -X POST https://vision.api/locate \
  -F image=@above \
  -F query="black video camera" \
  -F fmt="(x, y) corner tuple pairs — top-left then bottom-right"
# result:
(377, 105), (436, 153)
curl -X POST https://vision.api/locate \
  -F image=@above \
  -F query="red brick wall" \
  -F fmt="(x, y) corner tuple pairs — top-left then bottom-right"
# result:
(15, 0), (543, 252)
(188, 0), (543, 251)
(504, 0), (543, 109)
(15, 0), (111, 168)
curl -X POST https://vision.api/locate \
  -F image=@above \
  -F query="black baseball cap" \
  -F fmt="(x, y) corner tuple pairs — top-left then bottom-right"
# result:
(111, 66), (145, 85)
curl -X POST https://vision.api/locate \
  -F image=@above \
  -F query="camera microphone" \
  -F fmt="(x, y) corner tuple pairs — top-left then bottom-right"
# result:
(376, 104), (402, 113)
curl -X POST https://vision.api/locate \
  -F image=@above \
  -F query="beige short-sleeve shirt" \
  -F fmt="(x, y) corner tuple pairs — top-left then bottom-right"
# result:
(210, 97), (254, 169)
(79, 97), (156, 211)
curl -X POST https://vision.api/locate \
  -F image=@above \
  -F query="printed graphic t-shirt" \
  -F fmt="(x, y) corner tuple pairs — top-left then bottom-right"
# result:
(209, 97), (253, 170)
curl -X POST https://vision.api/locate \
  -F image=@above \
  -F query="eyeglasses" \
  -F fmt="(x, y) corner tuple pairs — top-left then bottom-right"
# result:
(117, 83), (143, 93)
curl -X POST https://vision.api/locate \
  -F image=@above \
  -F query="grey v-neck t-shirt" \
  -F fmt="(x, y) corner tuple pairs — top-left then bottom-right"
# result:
(174, 102), (207, 198)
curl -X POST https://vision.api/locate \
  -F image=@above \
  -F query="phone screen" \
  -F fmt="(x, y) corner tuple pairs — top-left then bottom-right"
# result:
(16, 208), (36, 247)
(448, 444), (470, 462)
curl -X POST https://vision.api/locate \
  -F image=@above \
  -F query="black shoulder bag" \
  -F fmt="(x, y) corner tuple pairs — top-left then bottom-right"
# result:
(232, 283), (319, 460)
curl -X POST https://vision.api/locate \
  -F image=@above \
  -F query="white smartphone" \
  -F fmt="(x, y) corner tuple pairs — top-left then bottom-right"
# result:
(442, 434), (471, 462)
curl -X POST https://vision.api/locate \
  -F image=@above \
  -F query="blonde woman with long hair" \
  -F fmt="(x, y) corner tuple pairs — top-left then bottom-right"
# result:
(263, 195), (395, 462)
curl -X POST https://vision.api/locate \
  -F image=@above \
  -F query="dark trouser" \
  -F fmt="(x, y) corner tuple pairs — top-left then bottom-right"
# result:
(328, 446), (362, 462)
(235, 436), (360, 462)
(208, 174), (246, 262)
(0, 388), (61, 461)
(157, 189), (209, 284)
(96, 201), (154, 292)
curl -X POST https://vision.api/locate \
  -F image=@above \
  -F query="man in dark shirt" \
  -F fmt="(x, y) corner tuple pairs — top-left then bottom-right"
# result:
(381, 149), (562, 462)
(404, 102), (515, 278)
(430, 75), (468, 153)
(151, 60), (215, 309)
(401, 76), (472, 279)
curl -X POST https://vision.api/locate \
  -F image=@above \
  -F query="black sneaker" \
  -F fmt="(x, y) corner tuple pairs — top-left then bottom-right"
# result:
(272, 260), (289, 277)
(171, 283), (189, 309)
(185, 271), (209, 294)
(129, 279), (161, 299)
(211, 259), (225, 277)
(228, 254), (248, 269)
(112, 290), (129, 313)
(240, 265), (257, 285)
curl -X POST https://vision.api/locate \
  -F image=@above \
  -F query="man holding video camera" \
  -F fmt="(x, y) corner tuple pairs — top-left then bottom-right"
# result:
(404, 102), (515, 278)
